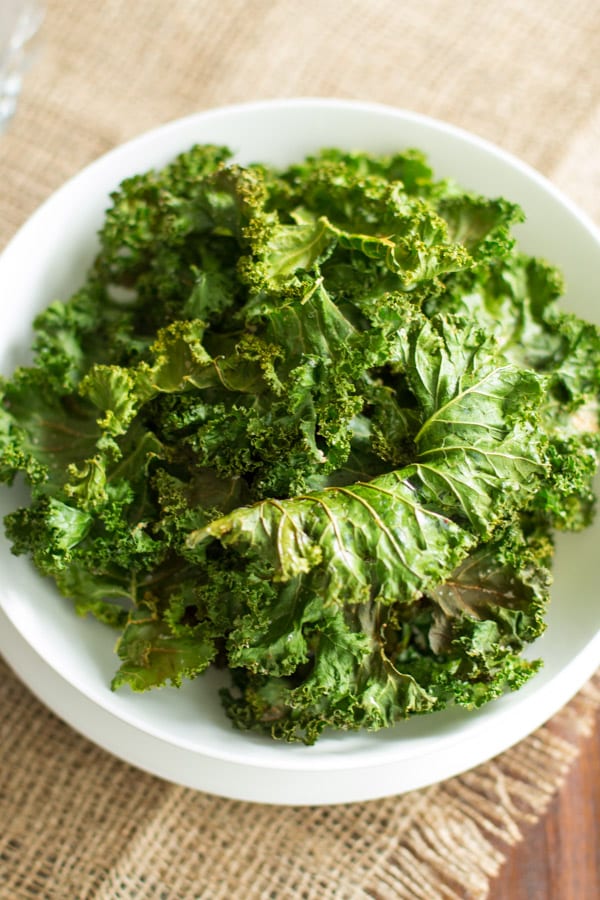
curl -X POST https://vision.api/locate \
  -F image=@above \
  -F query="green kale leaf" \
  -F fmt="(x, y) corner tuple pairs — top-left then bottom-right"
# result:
(1, 144), (598, 743)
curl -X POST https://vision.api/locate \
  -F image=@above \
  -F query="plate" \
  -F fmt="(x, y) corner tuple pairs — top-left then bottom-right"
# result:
(1, 98), (599, 805)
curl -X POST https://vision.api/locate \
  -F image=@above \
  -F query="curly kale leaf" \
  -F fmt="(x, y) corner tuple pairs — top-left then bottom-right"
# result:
(1, 144), (598, 743)
(187, 310), (546, 585)
(431, 252), (600, 531)
(111, 602), (218, 691)
(217, 523), (550, 743)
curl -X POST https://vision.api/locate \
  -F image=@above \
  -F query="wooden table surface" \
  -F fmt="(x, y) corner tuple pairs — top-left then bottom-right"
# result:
(489, 703), (600, 899)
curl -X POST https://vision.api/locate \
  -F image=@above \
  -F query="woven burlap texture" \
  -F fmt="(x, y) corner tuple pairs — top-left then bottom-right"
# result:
(1, 1), (600, 898)
(1, 658), (598, 900)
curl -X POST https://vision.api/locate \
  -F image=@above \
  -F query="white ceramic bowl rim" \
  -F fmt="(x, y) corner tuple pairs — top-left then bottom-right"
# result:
(0, 98), (599, 804)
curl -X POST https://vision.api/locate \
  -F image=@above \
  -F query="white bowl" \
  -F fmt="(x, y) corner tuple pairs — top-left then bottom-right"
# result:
(1, 98), (599, 805)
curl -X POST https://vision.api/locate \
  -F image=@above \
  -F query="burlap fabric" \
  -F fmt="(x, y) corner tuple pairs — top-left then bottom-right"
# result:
(1, 2), (600, 897)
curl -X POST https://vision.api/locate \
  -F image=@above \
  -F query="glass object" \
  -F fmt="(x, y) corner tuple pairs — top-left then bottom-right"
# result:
(0, 0), (44, 132)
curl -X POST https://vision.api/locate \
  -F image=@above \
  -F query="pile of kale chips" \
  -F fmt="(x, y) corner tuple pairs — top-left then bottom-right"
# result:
(1, 145), (599, 743)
